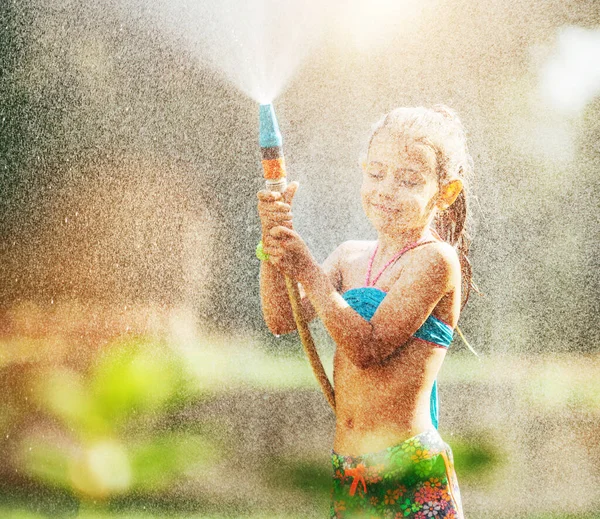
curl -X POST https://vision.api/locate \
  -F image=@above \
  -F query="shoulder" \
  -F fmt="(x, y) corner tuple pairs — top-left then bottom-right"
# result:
(325, 239), (369, 258)
(420, 240), (459, 264)
(411, 241), (461, 290)
(322, 241), (365, 292)
(328, 240), (373, 266)
(337, 240), (374, 256)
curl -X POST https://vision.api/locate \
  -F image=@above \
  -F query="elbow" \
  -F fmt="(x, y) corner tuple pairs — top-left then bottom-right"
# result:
(261, 308), (295, 336)
(268, 327), (295, 337)
(353, 357), (373, 370)
(265, 320), (296, 336)
(348, 325), (381, 370)
(349, 348), (379, 370)
(348, 335), (401, 370)
(352, 355), (379, 370)
(353, 339), (410, 369)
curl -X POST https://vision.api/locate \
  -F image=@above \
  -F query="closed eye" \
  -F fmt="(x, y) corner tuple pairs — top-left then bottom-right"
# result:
(393, 169), (424, 185)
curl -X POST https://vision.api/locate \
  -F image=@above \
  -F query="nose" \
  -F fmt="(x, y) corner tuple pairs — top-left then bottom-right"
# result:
(377, 172), (397, 199)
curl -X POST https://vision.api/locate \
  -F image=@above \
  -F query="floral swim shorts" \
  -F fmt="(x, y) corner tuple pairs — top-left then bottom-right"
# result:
(330, 428), (464, 519)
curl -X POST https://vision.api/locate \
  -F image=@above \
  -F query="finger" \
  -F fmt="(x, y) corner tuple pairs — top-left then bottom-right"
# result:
(259, 211), (292, 224)
(257, 189), (282, 200)
(257, 203), (290, 215)
(263, 244), (284, 256)
(260, 217), (293, 231)
(268, 255), (282, 265)
(260, 215), (293, 233)
(270, 225), (295, 239)
(258, 201), (291, 213)
(260, 208), (292, 219)
(282, 181), (299, 205)
(257, 190), (283, 201)
(260, 217), (291, 232)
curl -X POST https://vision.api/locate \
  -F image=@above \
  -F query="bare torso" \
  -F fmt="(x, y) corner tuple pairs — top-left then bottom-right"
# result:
(332, 240), (460, 456)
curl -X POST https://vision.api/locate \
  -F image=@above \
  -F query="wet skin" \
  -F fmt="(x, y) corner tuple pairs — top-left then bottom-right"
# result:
(257, 127), (464, 457)
(331, 240), (460, 456)
(331, 129), (462, 456)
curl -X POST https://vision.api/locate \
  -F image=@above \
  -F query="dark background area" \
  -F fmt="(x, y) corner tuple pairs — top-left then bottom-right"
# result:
(1, 0), (598, 353)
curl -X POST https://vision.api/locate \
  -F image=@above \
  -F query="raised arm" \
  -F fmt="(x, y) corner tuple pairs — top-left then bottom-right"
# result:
(257, 182), (345, 335)
(259, 241), (344, 336)
(299, 242), (459, 368)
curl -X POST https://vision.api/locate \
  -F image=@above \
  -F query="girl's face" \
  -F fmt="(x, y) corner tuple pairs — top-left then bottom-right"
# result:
(361, 127), (440, 234)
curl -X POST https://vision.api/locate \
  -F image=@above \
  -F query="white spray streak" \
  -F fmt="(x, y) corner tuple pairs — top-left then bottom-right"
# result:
(130, 0), (432, 102)
(139, 0), (330, 103)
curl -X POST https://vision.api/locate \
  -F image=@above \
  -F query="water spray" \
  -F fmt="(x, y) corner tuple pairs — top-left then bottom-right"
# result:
(259, 103), (335, 412)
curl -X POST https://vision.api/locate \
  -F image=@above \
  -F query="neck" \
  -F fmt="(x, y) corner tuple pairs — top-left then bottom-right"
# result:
(376, 227), (435, 257)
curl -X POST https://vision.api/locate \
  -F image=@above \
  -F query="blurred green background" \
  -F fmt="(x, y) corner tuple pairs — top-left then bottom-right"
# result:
(1, 302), (599, 518)
(1, 0), (599, 517)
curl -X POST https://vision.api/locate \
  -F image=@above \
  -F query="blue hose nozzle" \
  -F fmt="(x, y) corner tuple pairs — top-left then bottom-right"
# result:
(259, 103), (283, 149)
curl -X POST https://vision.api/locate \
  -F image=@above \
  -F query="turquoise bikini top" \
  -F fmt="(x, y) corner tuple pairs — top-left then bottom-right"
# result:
(341, 287), (454, 347)
(341, 238), (455, 430)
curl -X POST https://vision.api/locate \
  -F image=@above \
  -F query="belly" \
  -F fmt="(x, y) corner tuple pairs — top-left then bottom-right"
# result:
(332, 339), (446, 456)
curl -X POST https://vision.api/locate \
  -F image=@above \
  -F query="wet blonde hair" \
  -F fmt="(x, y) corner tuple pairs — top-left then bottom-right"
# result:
(366, 105), (481, 311)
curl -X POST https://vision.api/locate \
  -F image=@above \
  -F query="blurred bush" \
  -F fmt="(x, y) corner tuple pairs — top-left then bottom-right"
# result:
(0, 326), (220, 510)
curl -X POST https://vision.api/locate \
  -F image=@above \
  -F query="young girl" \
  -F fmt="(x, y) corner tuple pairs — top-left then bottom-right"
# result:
(257, 105), (475, 519)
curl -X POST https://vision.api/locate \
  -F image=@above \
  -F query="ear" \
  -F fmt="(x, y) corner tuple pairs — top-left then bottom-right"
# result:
(437, 179), (463, 210)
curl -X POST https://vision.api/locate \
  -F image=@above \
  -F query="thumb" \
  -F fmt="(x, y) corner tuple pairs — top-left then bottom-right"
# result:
(283, 181), (299, 205)
(270, 225), (295, 238)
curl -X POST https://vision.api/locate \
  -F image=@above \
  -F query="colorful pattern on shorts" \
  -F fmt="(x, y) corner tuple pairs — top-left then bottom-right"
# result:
(330, 429), (464, 519)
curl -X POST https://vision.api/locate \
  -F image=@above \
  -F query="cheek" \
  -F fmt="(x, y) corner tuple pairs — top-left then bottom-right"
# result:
(360, 182), (371, 202)
(394, 193), (429, 216)
(360, 191), (370, 214)
(360, 186), (376, 218)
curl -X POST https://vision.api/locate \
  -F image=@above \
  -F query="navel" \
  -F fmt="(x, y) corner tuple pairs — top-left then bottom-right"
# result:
(345, 417), (354, 429)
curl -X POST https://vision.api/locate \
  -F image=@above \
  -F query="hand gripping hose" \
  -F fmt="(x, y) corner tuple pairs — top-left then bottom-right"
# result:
(259, 103), (335, 412)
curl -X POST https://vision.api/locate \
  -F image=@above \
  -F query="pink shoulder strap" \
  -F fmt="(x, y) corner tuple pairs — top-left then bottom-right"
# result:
(365, 239), (437, 287)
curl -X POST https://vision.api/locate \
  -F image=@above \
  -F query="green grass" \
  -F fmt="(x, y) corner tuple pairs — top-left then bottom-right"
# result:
(3, 509), (600, 519)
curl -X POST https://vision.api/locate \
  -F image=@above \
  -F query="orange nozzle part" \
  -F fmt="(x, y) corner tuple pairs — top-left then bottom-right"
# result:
(262, 157), (286, 180)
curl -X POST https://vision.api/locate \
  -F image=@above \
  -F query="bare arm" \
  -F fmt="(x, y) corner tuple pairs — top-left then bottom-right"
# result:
(256, 182), (344, 335)
(260, 242), (344, 335)
(300, 242), (458, 369)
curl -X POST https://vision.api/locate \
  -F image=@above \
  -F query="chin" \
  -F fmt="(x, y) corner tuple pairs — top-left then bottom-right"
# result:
(371, 218), (400, 233)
